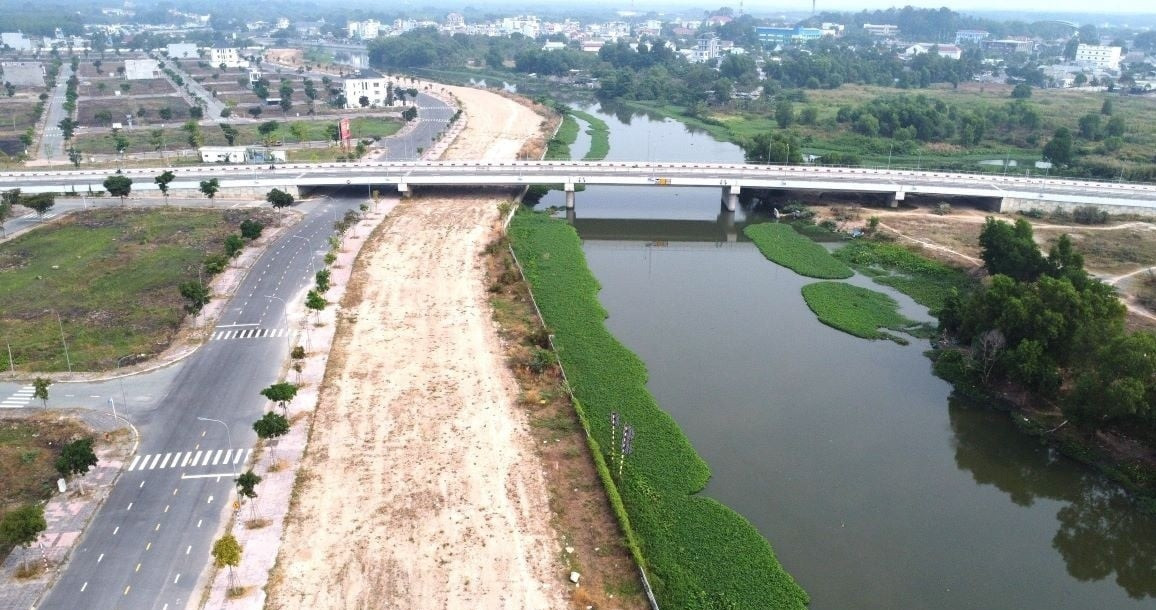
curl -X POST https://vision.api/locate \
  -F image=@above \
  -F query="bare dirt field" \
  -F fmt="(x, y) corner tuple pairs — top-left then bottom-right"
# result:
(268, 85), (568, 609)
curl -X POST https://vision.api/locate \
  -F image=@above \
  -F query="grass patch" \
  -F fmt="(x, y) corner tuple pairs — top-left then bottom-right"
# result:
(801, 281), (920, 343)
(744, 223), (853, 279)
(510, 210), (808, 610)
(545, 114), (578, 161)
(571, 110), (610, 161)
(0, 207), (265, 371)
(834, 240), (975, 313)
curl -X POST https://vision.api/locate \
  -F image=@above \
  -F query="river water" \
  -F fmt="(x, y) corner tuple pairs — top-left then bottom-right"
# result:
(538, 103), (1156, 609)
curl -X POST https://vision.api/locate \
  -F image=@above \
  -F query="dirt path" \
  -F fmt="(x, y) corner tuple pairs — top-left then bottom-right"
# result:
(267, 86), (563, 609)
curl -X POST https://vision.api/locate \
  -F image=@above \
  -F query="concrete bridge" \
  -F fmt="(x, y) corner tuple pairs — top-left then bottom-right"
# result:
(3, 161), (1156, 216)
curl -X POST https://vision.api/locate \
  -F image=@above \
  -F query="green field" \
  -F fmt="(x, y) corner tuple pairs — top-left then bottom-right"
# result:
(744, 223), (853, 279)
(70, 117), (401, 156)
(0, 208), (256, 371)
(801, 281), (919, 343)
(834, 240), (975, 313)
(510, 210), (808, 609)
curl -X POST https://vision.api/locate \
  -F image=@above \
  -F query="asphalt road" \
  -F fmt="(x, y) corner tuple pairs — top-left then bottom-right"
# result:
(35, 194), (361, 610)
(36, 66), (74, 163)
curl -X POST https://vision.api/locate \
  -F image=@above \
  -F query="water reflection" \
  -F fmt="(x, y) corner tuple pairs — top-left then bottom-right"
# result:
(949, 397), (1156, 598)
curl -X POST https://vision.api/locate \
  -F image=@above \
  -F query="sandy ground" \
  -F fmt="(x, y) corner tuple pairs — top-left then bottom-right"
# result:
(267, 86), (564, 608)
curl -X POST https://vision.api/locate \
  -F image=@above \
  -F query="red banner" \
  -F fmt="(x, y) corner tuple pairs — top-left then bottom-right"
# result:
(339, 118), (351, 142)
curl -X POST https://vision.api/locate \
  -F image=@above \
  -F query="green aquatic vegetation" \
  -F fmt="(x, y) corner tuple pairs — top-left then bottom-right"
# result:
(744, 223), (853, 279)
(571, 110), (610, 160)
(802, 281), (921, 343)
(509, 211), (808, 610)
(834, 241), (974, 313)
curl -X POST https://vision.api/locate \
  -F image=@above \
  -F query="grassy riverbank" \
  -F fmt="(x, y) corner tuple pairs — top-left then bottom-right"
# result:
(802, 281), (919, 343)
(546, 114), (580, 160)
(509, 210), (808, 609)
(744, 223), (853, 279)
(834, 240), (974, 313)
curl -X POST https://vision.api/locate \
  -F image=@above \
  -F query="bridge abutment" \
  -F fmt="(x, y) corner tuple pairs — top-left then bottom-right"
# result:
(889, 190), (905, 208)
(565, 182), (576, 209)
(721, 185), (740, 212)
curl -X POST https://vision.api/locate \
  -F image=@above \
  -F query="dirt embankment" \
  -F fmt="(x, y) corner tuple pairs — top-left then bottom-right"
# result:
(267, 85), (565, 608)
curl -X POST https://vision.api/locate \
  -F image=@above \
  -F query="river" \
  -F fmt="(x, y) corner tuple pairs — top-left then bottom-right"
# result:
(537, 102), (1156, 609)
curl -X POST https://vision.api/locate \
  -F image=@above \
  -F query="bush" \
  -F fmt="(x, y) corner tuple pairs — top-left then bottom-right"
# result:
(290, 346), (305, 359)
(203, 253), (229, 275)
(239, 218), (264, 239)
(1072, 205), (1109, 225)
(933, 202), (952, 215)
(224, 234), (245, 258)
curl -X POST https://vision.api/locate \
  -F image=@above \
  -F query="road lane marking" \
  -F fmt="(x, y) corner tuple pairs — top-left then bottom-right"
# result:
(146, 542), (152, 550)
(155, 523), (160, 531)
(173, 487), (179, 496)
(212, 449), (223, 465)
(81, 581), (87, 592)
(222, 449), (233, 464)
(173, 573), (180, 584)
(170, 452), (182, 466)
(148, 454), (161, 469)
(191, 450), (202, 465)
(182, 472), (236, 480)
(124, 585), (131, 596)
(197, 519), (202, 528)
(128, 455), (141, 471)
(186, 545), (192, 554)
(126, 502), (132, 510)
(200, 451), (213, 466)
(164, 505), (170, 513)
(158, 453), (172, 469)
(233, 450), (244, 465)
(207, 495), (213, 504)
(113, 526), (119, 535)
(135, 563), (141, 572)
(97, 553), (104, 563)
(181, 452), (192, 467)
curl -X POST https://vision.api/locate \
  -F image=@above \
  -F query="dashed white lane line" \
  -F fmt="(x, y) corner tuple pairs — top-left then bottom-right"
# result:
(97, 553), (104, 563)
(113, 526), (119, 535)
(173, 573), (181, 584)
(186, 545), (192, 555)
(81, 581), (87, 592)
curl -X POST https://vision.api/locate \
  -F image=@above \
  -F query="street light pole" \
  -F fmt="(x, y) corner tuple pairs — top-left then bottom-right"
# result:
(264, 295), (290, 348)
(197, 417), (237, 477)
(50, 310), (72, 374)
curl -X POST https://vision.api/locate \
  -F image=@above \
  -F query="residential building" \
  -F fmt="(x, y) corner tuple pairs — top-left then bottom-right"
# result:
(208, 47), (245, 68)
(347, 19), (381, 40)
(983, 38), (1034, 56)
(1075, 44), (1122, 71)
(580, 40), (605, 53)
(904, 43), (963, 60)
(692, 34), (720, 63)
(863, 24), (899, 37)
(1, 32), (33, 51)
(542, 41), (566, 51)
(165, 43), (198, 59)
(0, 61), (44, 86)
(342, 78), (394, 108)
(123, 59), (159, 80)
(955, 30), (989, 44)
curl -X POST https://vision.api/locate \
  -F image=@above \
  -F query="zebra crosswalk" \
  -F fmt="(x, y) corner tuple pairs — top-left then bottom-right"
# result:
(126, 448), (253, 472)
(0, 386), (34, 409)
(210, 328), (287, 341)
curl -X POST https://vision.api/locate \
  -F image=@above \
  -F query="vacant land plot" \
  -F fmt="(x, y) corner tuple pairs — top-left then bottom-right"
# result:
(1036, 223), (1156, 276)
(79, 78), (176, 97)
(0, 415), (91, 516)
(0, 97), (43, 155)
(77, 96), (193, 128)
(0, 208), (268, 371)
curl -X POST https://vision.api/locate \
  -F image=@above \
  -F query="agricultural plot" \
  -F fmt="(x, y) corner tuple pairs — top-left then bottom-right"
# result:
(0, 97), (45, 157)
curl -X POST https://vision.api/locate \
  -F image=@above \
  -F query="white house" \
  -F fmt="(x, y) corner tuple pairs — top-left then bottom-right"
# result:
(1, 32), (34, 51)
(208, 48), (246, 69)
(347, 20), (381, 40)
(342, 78), (394, 108)
(1075, 44), (1122, 71)
(904, 43), (963, 61)
(542, 41), (566, 51)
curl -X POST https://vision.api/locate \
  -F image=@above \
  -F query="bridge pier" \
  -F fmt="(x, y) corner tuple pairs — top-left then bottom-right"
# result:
(398, 182), (412, 198)
(721, 185), (740, 212)
(564, 182), (576, 209)
(889, 190), (905, 208)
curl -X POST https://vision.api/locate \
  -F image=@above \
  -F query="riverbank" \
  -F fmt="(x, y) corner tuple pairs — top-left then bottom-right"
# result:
(509, 209), (808, 609)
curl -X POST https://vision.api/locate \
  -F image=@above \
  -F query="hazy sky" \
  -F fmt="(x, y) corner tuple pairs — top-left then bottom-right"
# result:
(618, 0), (1156, 16)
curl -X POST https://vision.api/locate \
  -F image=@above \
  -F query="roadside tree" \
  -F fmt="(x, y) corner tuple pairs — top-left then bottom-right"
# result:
(259, 382), (298, 411)
(211, 534), (242, 592)
(68, 147), (82, 168)
(234, 469), (262, 517)
(199, 178), (220, 200)
(154, 170), (175, 204)
(0, 505), (46, 572)
(179, 281), (211, 315)
(253, 411), (290, 457)
(22, 193), (55, 217)
(305, 289), (327, 319)
(103, 175), (133, 204)
(55, 437), (98, 492)
(266, 188), (294, 213)
(32, 377), (50, 408)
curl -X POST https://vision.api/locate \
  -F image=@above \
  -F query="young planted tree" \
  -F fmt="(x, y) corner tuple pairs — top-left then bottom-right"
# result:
(234, 469), (262, 518)
(55, 437), (98, 492)
(211, 534), (243, 592)
(154, 170), (175, 204)
(253, 411), (290, 458)
(21, 193), (55, 217)
(0, 505), (46, 572)
(102, 175), (133, 204)
(199, 178), (220, 200)
(68, 146), (82, 168)
(32, 377), (51, 409)
(314, 268), (331, 292)
(305, 290), (327, 320)
(259, 382), (298, 411)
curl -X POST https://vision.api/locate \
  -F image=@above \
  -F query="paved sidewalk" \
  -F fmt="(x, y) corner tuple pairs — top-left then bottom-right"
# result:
(0, 410), (133, 610)
(201, 198), (398, 608)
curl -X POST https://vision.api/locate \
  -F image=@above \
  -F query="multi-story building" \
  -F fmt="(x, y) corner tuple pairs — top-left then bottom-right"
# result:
(1075, 44), (1122, 71)
(1, 32), (34, 51)
(755, 26), (824, 47)
(347, 20), (381, 40)
(692, 34), (720, 63)
(904, 43), (963, 60)
(342, 78), (394, 108)
(208, 48), (246, 68)
(863, 23), (899, 37)
(955, 30), (990, 44)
